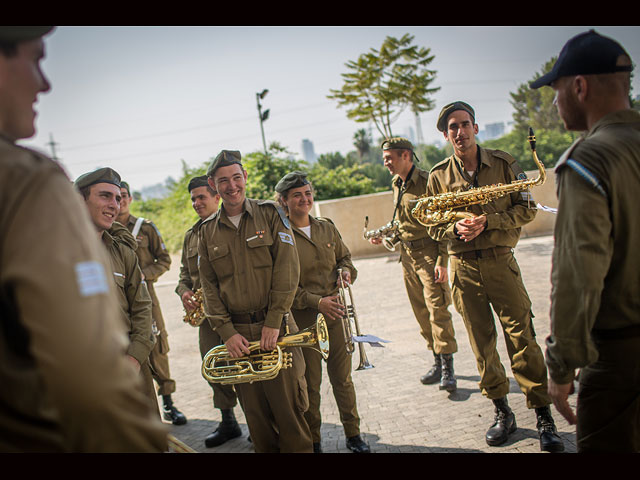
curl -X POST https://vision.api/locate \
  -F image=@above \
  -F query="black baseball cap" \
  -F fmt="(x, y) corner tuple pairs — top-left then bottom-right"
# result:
(530, 30), (633, 89)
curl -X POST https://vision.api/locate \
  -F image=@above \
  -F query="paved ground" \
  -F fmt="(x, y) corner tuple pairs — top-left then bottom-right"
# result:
(154, 233), (578, 454)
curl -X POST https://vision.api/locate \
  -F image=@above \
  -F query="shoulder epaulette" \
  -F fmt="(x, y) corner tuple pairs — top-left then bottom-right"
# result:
(258, 199), (291, 229)
(430, 156), (452, 172)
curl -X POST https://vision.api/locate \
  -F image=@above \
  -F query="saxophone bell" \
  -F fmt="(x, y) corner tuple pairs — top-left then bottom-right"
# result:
(363, 216), (400, 252)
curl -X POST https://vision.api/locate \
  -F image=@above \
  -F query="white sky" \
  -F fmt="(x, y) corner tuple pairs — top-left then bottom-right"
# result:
(21, 25), (640, 192)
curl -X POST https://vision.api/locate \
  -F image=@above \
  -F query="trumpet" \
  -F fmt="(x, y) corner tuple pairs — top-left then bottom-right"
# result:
(363, 216), (401, 252)
(337, 269), (374, 371)
(201, 314), (329, 385)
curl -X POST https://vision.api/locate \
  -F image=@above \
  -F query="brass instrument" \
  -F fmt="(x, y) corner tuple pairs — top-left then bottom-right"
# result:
(183, 288), (205, 327)
(411, 127), (546, 227)
(362, 216), (401, 252)
(201, 315), (329, 385)
(337, 268), (374, 371)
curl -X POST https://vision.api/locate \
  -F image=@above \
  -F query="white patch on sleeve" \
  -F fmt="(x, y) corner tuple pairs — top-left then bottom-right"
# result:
(278, 232), (294, 245)
(75, 261), (109, 297)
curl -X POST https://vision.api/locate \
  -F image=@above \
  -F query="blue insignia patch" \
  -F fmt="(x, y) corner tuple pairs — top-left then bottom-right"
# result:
(278, 232), (294, 245)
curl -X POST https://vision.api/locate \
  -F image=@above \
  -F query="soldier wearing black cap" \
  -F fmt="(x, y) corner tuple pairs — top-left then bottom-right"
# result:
(117, 180), (187, 426)
(426, 101), (564, 452)
(370, 137), (458, 392)
(175, 175), (244, 448)
(275, 171), (370, 454)
(197, 150), (313, 453)
(0, 27), (166, 452)
(531, 30), (640, 452)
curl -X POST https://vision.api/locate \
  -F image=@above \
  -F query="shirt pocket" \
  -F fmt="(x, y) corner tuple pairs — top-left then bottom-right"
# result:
(246, 232), (274, 269)
(207, 243), (234, 280)
(317, 241), (337, 266)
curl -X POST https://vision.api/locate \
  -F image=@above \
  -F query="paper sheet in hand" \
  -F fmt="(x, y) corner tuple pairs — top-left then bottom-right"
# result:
(536, 202), (557, 214)
(353, 334), (390, 348)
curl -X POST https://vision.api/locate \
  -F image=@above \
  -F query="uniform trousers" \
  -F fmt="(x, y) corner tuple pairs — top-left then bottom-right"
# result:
(450, 251), (550, 408)
(140, 360), (160, 418)
(400, 244), (457, 355)
(231, 318), (313, 453)
(147, 282), (176, 396)
(292, 307), (361, 443)
(199, 322), (238, 410)
(577, 335), (640, 452)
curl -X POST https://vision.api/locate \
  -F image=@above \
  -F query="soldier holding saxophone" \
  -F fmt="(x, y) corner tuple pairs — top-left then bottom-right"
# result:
(275, 171), (370, 454)
(425, 101), (563, 452)
(197, 150), (313, 453)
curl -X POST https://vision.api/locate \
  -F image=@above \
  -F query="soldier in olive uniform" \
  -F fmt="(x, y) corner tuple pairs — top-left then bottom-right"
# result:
(426, 101), (564, 452)
(275, 171), (370, 454)
(530, 30), (640, 452)
(198, 150), (313, 453)
(370, 138), (458, 391)
(74, 167), (160, 418)
(117, 182), (186, 425)
(0, 26), (166, 453)
(176, 175), (243, 447)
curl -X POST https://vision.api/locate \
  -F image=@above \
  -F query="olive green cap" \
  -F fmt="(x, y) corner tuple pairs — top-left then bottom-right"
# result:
(120, 181), (130, 195)
(437, 101), (475, 132)
(275, 171), (310, 194)
(188, 175), (210, 192)
(74, 167), (121, 190)
(0, 26), (55, 43)
(207, 150), (242, 177)
(381, 137), (414, 151)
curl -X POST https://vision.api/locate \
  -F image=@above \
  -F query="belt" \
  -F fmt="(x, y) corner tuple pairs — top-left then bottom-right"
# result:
(450, 246), (512, 260)
(231, 309), (267, 324)
(591, 324), (640, 341)
(402, 237), (433, 250)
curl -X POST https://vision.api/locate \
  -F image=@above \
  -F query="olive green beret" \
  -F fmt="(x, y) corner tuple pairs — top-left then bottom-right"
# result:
(437, 101), (475, 132)
(188, 175), (210, 192)
(275, 171), (310, 194)
(74, 167), (121, 190)
(0, 26), (55, 43)
(381, 137), (414, 151)
(207, 150), (242, 177)
(120, 181), (130, 194)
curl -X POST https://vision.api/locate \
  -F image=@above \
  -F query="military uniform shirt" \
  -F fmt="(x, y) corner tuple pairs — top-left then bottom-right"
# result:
(124, 214), (172, 282)
(426, 146), (537, 253)
(197, 198), (300, 341)
(176, 218), (204, 297)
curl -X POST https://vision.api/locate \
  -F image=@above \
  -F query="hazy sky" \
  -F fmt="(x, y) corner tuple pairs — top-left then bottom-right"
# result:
(21, 26), (640, 191)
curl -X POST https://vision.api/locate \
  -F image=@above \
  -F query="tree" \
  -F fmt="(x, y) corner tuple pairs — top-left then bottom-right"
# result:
(327, 34), (440, 139)
(353, 128), (371, 161)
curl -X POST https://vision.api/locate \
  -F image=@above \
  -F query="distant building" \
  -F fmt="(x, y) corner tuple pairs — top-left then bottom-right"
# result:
(301, 139), (317, 163)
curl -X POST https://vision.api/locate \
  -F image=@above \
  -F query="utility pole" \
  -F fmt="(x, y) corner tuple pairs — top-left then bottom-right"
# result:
(47, 133), (59, 161)
(256, 89), (270, 155)
(414, 112), (425, 145)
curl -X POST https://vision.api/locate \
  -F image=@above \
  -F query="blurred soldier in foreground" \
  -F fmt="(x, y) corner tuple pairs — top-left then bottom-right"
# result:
(531, 30), (640, 452)
(176, 175), (243, 447)
(0, 26), (166, 452)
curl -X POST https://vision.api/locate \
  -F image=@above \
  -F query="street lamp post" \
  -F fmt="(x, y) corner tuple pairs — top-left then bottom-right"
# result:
(256, 89), (270, 155)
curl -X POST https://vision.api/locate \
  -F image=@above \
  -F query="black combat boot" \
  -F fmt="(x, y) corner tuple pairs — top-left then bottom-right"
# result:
(420, 353), (442, 385)
(346, 434), (371, 453)
(439, 353), (457, 392)
(162, 395), (187, 425)
(535, 405), (565, 453)
(485, 397), (517, 446)
(205, 408), (242, 448)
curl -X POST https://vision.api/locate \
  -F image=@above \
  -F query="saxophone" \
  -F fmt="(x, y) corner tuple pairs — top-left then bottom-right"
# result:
(362, 216), (401, 252)
(411, 128), (546, 227)
(183, 288), (206, 327)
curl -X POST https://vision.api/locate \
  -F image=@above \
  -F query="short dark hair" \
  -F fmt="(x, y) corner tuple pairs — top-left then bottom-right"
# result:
(0, 40), (18, 57)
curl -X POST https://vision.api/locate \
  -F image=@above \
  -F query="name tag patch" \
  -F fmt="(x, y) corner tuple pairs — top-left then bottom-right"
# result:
(278, 232), (294, 245)
(75, 261), (109, 297)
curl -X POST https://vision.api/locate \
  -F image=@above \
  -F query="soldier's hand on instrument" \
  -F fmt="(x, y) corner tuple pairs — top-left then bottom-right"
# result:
(339, 270), (352, 286)
(434, 266), (449, 284)
(226, 334), (251, 358)
(548, 378), (577, 425)
(456, 216), (486, 242)
(319, 295), (345, 322)
(181, 290), (197, 312)
(260, 326), (280, 352)
(369, 237), (382, 245)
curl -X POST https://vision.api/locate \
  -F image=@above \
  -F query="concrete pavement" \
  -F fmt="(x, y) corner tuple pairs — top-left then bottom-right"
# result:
(155, 233), (578, 453)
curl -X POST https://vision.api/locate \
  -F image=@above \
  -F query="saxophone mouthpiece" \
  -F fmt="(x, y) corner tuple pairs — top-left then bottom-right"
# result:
(527, 127), (536, 151)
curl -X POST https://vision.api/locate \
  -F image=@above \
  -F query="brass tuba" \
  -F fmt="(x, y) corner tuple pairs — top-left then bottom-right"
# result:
(411, 128), (546, 227)
(201, 315), (329, 385)
(362, 216), (401, 252)
(337, 269), (374, 371)
(183, 288), (206, 327)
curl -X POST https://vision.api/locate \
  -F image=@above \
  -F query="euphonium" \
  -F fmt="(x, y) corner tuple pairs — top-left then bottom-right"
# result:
(183, 288), (205, 327)
(201, 315), (329, 385)
(337, 269), (374, 371)
(362, 216), (401, 252)
(411, 127), (546, 227)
